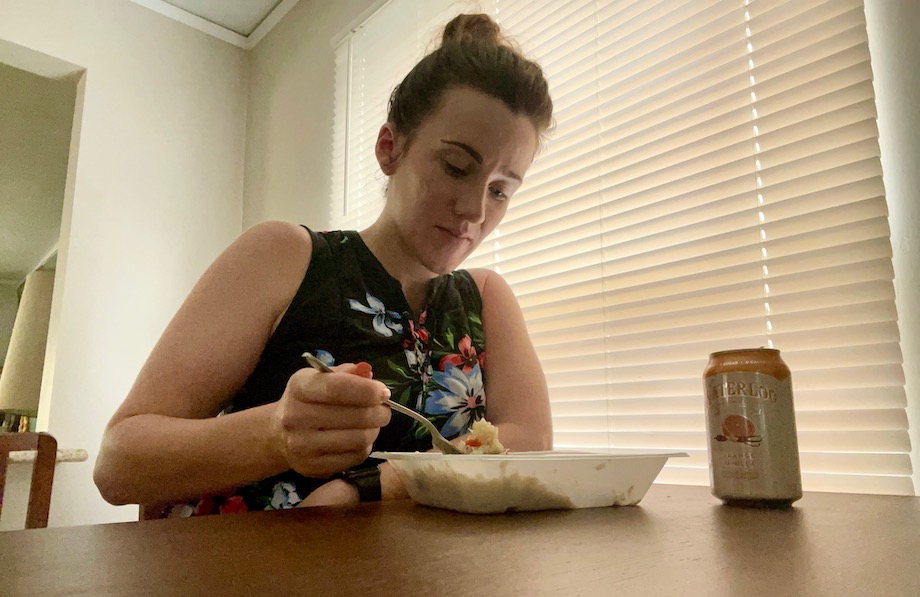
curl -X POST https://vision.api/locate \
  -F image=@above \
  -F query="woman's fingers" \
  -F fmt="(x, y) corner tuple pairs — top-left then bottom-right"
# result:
(272, 361), (392, 477)
(280, 402), (391, 431)
(289, 450), (373, 479)
(339, 361), (374, 379)
(284, 427), (379, 456)
(287, 368), (390, 406)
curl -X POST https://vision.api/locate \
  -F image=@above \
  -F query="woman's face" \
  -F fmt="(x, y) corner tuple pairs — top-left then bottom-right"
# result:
(375, 86), (539, 276)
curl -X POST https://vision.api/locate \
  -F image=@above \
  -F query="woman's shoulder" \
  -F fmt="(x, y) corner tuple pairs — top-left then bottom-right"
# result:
(222, 222), (314, 307)
(461, 268), (505, 297)
(458, 268), (520, 322)
(241, 220), (312, 250)
(235, 222), (352, 264)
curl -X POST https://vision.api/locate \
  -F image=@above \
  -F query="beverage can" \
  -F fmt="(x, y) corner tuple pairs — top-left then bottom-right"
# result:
(703, 348), (802, 506)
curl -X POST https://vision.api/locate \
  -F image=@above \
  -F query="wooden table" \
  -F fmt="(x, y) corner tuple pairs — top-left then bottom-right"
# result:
(2, 485), (918, 596)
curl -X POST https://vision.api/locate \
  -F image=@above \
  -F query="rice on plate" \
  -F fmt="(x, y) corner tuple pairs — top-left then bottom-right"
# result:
(375, 419), (687, 514)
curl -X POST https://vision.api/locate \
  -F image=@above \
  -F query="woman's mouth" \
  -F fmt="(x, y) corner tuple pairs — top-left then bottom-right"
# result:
(436, 226), (472, 241)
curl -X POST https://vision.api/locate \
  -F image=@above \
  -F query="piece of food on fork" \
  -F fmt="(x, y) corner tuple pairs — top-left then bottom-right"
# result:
(459, 419), (507, 454)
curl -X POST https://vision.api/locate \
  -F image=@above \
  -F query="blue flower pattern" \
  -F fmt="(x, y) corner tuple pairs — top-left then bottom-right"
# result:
(269, 482), (302, 509)
(348, 292), (404, 337)
(313, 349), (335, 367)
(425, 363), (486, 438)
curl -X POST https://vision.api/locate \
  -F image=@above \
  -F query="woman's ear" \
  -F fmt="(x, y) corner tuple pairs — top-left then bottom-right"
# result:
(375, 123), (404, 175)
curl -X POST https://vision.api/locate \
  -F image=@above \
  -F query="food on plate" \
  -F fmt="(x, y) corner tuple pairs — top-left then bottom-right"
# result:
(403, 466), (575, 513)
(459, 419), (506, 454)
(373, 450), (687, 514)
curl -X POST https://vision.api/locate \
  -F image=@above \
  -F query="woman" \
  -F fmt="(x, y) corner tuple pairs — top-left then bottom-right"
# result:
(94, 13), (554, 516)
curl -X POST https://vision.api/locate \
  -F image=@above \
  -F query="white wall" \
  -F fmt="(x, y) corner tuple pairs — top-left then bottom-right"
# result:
(0, 0), (248, 526)
(243, 0), (380, 229)
(865, 0), (920, 494)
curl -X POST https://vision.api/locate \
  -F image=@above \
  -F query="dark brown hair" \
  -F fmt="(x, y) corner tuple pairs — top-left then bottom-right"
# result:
(387, 13), (553, 143)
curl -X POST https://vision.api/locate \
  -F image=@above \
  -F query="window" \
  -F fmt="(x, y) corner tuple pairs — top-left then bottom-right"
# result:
(331, 0), (912, 496)
(330, 0), (462, 230)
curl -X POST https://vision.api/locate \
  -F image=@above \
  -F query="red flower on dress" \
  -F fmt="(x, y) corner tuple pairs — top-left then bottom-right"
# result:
(439, 335), (480, 373)
(406, 318), (431, 345)
(219, 495), (249, 514)
(193, 496), (216, 516)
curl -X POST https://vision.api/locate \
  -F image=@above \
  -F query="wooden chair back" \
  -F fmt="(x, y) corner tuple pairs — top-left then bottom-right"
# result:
(0, 432), (57, 529)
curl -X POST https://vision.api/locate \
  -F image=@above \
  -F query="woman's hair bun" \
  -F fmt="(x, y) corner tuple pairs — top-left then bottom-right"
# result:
(441, 13), (503, 46)
(388, 12), (553, 140)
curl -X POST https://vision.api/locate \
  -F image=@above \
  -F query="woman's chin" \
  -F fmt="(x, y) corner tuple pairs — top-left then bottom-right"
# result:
(426, 262), (459, 276)
(422, 252), (467, 276)
(415, 235), (479, 275)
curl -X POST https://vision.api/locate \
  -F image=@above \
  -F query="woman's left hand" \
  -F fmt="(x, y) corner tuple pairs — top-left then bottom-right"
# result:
(297, 479), (359, 507)
(297, 462), (409, 507)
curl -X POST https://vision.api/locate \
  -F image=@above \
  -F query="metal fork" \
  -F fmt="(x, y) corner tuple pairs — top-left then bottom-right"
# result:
(302, 352), (463, 454)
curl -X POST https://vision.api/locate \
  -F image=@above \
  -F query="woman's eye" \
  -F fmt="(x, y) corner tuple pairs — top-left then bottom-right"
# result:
(444, 161), (467, 178)
(490, 186), (508, 201)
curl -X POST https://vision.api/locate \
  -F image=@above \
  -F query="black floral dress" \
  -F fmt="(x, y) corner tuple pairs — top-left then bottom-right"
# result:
(167, 229), (487, 517)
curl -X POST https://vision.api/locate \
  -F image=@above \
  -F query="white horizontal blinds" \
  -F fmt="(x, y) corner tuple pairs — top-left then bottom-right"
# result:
(469, 0), (610, 445)
(330, 42), (349, 222)
(742, 0), (909, 495)
(479, 0), (764, 480)
(330, 0), (455, 230)
(595, 0), (768, 489)
(480, 0), (909, 495)
(333, 0), (910, 496)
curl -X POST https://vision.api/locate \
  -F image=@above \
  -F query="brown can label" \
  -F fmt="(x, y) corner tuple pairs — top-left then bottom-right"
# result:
(705, 371), (802, 500)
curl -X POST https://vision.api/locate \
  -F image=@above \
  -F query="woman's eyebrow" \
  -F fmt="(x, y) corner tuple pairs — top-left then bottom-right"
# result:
(441, 139), (522, 182)
(441, 140), (482, 163)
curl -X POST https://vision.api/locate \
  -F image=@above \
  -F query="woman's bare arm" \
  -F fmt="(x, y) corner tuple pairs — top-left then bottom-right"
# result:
(469, 268), (553, 451)
(94, 221), (312, 505)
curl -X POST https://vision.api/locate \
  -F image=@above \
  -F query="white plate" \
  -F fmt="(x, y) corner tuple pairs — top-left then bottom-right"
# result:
(372, 450), (688, 514)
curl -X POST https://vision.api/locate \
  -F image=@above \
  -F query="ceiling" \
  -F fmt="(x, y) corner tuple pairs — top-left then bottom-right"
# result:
(130, 0), (301, 49)
(0, 62), (75, 286)
(161, 0), (283, 36)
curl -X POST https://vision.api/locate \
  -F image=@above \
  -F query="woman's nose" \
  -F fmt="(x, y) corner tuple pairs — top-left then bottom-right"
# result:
(453, 188), (487, 223)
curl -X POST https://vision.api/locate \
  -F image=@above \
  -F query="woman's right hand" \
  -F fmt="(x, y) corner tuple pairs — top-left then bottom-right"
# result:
(269, 362), (392, 478)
